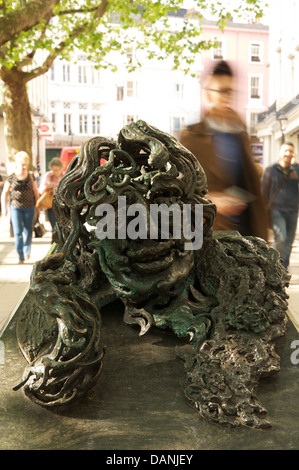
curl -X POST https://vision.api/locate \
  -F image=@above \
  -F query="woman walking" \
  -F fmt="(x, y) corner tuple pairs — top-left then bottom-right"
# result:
(1, 151), (40, 263)
(38, 157), (64, 238)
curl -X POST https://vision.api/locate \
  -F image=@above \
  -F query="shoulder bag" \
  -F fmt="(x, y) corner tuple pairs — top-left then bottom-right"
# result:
(36, 190), (53, 210)
(36, 174), (54, 209)
(34, 216), (47, 238)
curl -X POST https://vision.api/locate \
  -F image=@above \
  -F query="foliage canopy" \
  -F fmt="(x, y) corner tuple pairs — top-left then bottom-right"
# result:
(0, 0), (266, 162)
(0, 0), (267, 79)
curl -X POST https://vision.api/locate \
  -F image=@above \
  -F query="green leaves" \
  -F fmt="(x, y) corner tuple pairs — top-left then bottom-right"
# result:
(0, 0), (266, 78)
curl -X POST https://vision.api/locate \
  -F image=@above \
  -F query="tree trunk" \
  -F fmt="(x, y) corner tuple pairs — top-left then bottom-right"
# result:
(1, 67), (33, 168)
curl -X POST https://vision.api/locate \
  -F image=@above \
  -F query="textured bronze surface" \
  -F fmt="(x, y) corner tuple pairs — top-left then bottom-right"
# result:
(14, 121), (289, 428)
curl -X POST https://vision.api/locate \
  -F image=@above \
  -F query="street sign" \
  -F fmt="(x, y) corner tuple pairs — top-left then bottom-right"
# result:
(38, 122), (54, 143)
(251, 143), (264, 163)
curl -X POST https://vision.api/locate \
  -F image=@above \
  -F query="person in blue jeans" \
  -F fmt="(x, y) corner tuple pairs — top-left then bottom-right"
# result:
(1, 152), (40, 264)
(39, 157), (64, 238)
(261, 142), (299, 268)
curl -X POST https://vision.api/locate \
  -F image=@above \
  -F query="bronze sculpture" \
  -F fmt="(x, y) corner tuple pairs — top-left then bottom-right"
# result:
(14, 121), (289, 429)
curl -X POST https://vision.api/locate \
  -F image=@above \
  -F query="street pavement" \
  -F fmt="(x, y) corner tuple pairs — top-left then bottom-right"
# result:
(0, 213), (52, 335)
(284, 230), (299, 332)
(0, 215), (299, 335)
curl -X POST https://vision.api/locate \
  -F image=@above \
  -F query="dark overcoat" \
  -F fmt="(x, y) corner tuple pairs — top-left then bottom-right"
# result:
(180, 117), (268, 241)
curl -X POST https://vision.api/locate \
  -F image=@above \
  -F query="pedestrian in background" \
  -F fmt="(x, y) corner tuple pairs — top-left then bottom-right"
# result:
(1, 151), (40, 264)
(0, 163), (6, 215)
(179, 60), (267, 240)
(261, 142), (299, 269)
(38, 157), (64, 232)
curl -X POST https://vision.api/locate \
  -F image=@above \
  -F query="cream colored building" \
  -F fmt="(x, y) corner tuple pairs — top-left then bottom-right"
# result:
(256, 0), (299, 166)
(1, 10), (202, 172)
(46, 13), (270, 171)
(46, 21), (202, 170)
(0, 8), (271, 173)
(46, 50), (201, 145)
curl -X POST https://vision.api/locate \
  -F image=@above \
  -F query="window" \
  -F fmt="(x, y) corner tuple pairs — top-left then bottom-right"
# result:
(78, 65), (87, 83)
(63, 114), (71, 134)
(91, 67), (100, 84)
(250, 76), (262, 100)
(249, 113), (258, 135)
(250, 42), (263, 63)
(63, 64), (70, 82)
(117, 86), (124, 101)
(124, 115), (138, 125)
(63, 102), (71, 109)
(79, 114), (88, 134)
(79, 103), (88, 110)
(51, 113), (56, 132)
(126, 80), (137, 97)
(92, 115), (101, 134)
(175, 83), (184, 99)
(50, 65), (55, 81)
(126, 47), (133, 60)
(212, 40), (224, 60)
(117, 81), (137, 100)
(170, 116), (185, 137)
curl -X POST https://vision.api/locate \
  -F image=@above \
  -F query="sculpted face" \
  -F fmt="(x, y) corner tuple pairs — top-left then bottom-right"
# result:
(49, 119), (215, 343)
(81, 121), (214, 305)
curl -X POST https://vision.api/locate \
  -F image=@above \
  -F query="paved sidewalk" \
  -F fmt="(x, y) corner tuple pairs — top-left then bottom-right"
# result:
(285, 228), (299, 332)
(0, 215), (299, 335)
(0, 214), (52, 334)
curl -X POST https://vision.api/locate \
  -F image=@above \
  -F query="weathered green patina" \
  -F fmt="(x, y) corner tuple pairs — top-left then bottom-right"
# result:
(14, 121), (289, 429)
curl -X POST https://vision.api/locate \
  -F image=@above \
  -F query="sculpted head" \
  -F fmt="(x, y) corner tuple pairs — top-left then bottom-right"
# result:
(53, 121), (216, 302)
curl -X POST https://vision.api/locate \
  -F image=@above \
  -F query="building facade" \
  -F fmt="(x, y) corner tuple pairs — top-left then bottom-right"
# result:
(45, 42), (202, 169)
(0, 9), (270, 173)
(46, 14), (269, 170)
(256, 0), (299, 167)
(200, 18), (269, 151)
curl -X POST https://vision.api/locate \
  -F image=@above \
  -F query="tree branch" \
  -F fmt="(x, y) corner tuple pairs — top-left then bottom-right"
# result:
(56, 6), (99, 16)
(0, 0), (60, 47)
(55, 0), (109, 18)
(0, 1), (6, 13)
(20, 0), (110, 82)
(94, 0), (109, 18)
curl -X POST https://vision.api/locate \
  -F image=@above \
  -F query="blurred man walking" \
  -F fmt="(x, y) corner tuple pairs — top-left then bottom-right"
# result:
(261, 142), (299, 268)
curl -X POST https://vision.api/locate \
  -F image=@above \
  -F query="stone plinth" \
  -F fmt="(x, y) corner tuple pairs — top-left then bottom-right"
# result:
(0, 301), (298, 450)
